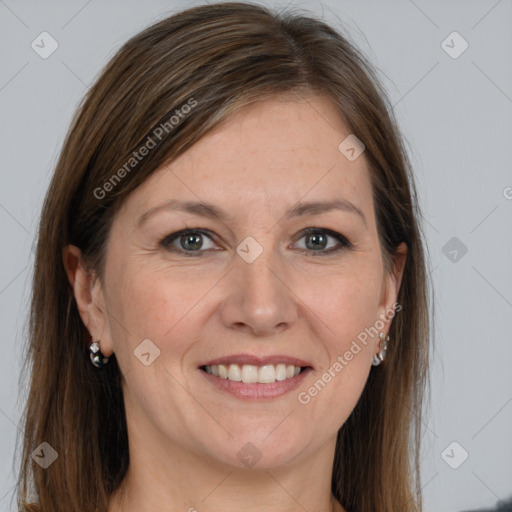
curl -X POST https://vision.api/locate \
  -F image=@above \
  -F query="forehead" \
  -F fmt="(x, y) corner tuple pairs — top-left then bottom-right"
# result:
(120, 94), (374, 225)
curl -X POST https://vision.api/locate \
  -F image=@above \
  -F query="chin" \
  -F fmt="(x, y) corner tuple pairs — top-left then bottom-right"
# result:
(203, 429), (311, 471)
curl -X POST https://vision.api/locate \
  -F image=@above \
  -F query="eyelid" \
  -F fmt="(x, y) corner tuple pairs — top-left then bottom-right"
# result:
(160, 227), (353, 255)
(160, 228), (218, 251)
(292, 227), (353, 253)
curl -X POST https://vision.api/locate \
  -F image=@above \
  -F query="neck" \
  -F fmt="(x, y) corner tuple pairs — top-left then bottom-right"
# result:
(110, 469), (344, 512)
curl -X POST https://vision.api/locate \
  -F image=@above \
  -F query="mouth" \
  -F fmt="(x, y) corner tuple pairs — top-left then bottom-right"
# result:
(200, 363), (308, 384)
(198, 354), (313, 399)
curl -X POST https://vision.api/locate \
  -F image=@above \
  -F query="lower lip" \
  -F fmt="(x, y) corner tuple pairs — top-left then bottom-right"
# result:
(199, 367), (312, 400)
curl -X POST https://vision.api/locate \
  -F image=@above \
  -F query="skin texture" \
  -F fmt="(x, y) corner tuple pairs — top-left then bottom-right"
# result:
(64, 94), (406, 512)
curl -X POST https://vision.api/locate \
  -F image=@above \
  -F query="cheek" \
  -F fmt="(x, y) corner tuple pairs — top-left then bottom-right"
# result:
(293, 261), (382, 418)
(297, 275), (378, 432)
(105, 262), (206, 359)
(301, 262), (383, 349)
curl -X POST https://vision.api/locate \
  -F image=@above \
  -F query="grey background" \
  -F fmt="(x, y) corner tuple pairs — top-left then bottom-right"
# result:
(1, 1), (511, 511)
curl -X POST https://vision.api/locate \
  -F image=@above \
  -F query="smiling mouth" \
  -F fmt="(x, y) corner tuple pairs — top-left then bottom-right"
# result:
(200, 363), (308, 384)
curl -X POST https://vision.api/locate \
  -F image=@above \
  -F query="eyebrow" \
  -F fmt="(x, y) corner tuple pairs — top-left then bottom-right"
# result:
(137, 198), (366, 228)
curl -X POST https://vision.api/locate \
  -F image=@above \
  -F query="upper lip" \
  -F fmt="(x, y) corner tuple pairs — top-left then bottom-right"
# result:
(200, 354), (313, 368)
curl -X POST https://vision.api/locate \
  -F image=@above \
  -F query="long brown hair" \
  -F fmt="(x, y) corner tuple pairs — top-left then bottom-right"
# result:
(16, 2), (431, 511)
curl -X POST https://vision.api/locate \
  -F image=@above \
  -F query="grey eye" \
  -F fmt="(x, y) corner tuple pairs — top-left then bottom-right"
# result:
(179, 233), (204, 251)
(304, 232), (329, 250)
(161, 229), (217, 253)
(294, 228), (350, 253)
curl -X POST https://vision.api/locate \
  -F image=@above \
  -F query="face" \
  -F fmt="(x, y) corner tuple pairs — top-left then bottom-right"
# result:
(74, 94), (405, 471)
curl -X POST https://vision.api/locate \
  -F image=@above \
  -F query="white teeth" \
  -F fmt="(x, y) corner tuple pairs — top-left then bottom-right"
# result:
(228, 364), (242, 381)
(275, 363), (287, 381)
(258, 365), (275, 384)
(241, 364), (258, 383)
(204, 363), (304, 383)
(218, 364), (228, 379)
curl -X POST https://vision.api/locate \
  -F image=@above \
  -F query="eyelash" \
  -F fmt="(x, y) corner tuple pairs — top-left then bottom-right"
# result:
(159, 227), (353, 257)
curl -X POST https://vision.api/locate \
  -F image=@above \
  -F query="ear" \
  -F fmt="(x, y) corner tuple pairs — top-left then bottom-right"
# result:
(378, 241), (407, 327)
(62, 245), (114, 357)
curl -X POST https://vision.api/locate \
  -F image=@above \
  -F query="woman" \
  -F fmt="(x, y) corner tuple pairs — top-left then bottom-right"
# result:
(16, 2), (431, 511)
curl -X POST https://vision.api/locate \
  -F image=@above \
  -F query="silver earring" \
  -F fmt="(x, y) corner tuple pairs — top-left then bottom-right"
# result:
(371, 332), (389, 366)
(89, 340), (110, 368)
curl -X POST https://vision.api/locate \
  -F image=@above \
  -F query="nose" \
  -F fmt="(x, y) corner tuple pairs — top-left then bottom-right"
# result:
(218, 243), (298, 337)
